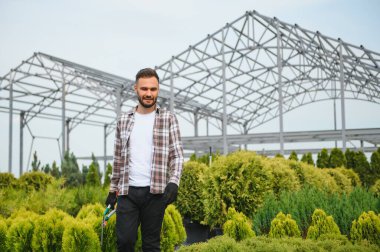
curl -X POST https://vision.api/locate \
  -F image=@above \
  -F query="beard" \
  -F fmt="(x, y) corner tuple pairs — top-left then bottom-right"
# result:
(138, 95), (157, 108)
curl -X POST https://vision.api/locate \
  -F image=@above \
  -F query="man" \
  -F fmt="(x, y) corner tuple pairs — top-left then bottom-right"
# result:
(105, 68), (184, 251)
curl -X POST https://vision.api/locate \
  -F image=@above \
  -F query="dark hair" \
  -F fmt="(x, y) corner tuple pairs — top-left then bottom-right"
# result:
(135, 68), (160, 83)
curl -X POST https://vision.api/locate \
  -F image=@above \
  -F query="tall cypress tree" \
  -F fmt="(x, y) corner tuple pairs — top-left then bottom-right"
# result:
(288, 151), (298, 161)
(345, 149), (356, 169)
(301, 152), (314, 166)
(370, 151), (380, 185)
(329, 148), (347, 168)
(317, 148), (329, 168)
(354, 151), (371, 187)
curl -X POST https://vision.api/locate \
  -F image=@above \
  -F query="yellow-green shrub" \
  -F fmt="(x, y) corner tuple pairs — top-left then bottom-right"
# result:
(203, 151), (273, 228)
(0, 217), (7, 252)
(265, 158), (301, 195)
(350, 211), (380, 246)
(0, 173), (17, 189)
(76, 202), (104, 220)
(323, 169), (352, 194)
(178, 235), (241, 252)
(269, 212), (301, 238)
(18, 171), (53, 191)
(336, 168), (361, 187)
(61, 218), (101, 252)
(307, 209), (341, 240)
(223, 207), (255, 241)
(160, 209), (177, 252)
(31, 208), (70, 252)
(289, 161), (340, 193)
(165, 205), (186, 246)
(175, 161), (207, 222)
(369, 179), (380, 197)
(6, 213), (39, 251)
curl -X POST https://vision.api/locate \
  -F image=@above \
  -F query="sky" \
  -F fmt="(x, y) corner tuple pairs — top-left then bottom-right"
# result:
(1, 0), (380, 175)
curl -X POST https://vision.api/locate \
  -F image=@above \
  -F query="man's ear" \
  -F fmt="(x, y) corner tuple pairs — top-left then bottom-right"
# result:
(134, 84), (137, 92)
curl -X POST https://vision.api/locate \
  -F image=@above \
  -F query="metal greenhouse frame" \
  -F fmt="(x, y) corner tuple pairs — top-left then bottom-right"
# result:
(1, 10), (380, 175)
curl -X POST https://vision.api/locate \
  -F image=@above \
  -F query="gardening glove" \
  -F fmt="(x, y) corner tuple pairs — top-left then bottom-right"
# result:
(163, 182), (178, 205)
(105, 191), (117, 210)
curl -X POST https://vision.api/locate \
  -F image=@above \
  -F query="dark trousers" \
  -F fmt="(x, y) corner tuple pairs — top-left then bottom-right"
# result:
(116, 186), (166, 252)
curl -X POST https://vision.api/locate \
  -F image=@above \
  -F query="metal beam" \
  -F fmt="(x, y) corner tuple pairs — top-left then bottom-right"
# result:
(8, 71), (14, 173)
(339, 39), (347, 150)
(20, 111), (25, 176)
(222, 28), (228, 155)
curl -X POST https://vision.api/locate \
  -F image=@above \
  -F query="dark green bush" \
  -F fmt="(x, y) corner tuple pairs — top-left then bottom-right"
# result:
(329, 148), (347, 168)
(269, 212), (301, 238)
(307, 209), (341, 240)
(18, 171), (53, 191)
(61, 218), (101, 252)
(350, 211), (380, 246)
(203, 151), (273, 228)
(0, 173), (17, 189)
(31, 208), (70, 251)
(175, 161), (207, 222)
(222, 207), (255, 241)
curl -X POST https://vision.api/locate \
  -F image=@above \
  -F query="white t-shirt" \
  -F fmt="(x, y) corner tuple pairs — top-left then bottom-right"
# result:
(128, 111), (156, 187)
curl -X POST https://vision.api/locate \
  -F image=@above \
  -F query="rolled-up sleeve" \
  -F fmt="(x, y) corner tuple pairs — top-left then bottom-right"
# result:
(168, 113), (184, 186)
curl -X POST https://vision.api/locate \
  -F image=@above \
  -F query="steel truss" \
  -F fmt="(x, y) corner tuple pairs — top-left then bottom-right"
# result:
(1, 10), (380, 175)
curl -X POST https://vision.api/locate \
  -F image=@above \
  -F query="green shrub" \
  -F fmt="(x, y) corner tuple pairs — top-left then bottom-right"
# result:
(350, 211), (380, 246)
(307, 209), (341, 240)
(329, 148), (347, 168)
(18, 171), (53, 191)
(103, 163), (112, 189)
(369, 179), (380, 197)
(288, 151), (298, 161)
(0, 218), (7, 252)
(175, 161), (207, 222)
(222, 207), (255, 241)
(203, 151), (272, 228)
(62, 218), (101, 252)
(165, 205), (186, 246)
(179, 236), (379, 252)
(0, 173), (17, 189)
(269, 212), (301, 238)
(178, 235), (241, 252)
(317, 148), (329, 168)
(160, 209), (177, 252)
(301, 152), (314, 166)
(31, 208), (70, 252)
(7, 213), (38, 252)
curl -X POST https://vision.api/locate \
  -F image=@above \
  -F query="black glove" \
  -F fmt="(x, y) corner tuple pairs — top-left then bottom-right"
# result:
(163, 183), (178, 205)
(105, 191), (117, 210)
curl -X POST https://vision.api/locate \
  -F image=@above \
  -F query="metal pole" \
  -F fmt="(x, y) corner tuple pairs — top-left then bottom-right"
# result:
(209, 146), (212, 167)
(20, 111), (25, 176)
(222, 28), (228, 155)
(333, 80), (337, 148)
(66, 119), (70, 152)
(339, 39), (346, 151)
(62, 79), (66, 158)
(194, 112), (199, 157)
(170, 57), (174, 113)
(104, 124), (107, 180)
(116, 88), (122, 118)
(276, 20), (284, 155)
(8, 70), (14, 173)
(206, 117), (209, 136)
(244, 123), (248, 150)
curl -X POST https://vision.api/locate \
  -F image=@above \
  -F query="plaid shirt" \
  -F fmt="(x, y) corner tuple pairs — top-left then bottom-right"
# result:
(109, 106), (184, 195)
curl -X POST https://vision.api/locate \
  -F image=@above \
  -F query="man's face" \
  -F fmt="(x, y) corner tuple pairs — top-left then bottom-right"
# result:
(134, 76), (159, 109)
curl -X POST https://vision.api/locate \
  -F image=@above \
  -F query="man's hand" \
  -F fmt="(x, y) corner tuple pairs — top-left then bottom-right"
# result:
(105, 191), (117, 210)
(163, 183), (178, 205)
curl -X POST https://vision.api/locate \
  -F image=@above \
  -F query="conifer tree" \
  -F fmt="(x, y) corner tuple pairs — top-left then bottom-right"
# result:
(31, 151), (41, 172)
(345, 149), (356, 169)
(301, 152), (314, 166)
(103, 163), (113, 188)
(317, 148), (329, 168)
(61, 151), (81, 187)
(354, 151), (371, 186)
(370, 151), (380, 182)
(288, 151), (298, 161)
(329, 148), (346, 168)
(51, 161), (60, 179)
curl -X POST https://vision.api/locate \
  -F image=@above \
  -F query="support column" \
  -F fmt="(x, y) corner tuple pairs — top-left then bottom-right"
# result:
(8, 70), (15, 173)
(61, 79), (66, 158)
(104, 124), (108, 180)
(360, 140), (364, 152)
(170, 57), (174, 113)
(116, 88), (122, 118)
(333, 80), (337, 148)
(194, 112), (199, 156)
(244, 123), (248, 150)
(206, 117), (209, 136)
(276, 20), (284, 155)
(339, 39), (346, 151)
(222, 28), (228, 155)
(66, 119), (71, 152)
(20, 111), (25, 176)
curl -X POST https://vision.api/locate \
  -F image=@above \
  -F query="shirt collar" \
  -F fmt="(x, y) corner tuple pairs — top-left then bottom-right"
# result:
(127, 104), (161, 116)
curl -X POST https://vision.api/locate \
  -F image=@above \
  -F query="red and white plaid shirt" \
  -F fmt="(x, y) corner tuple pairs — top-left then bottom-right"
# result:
(110, 106), (184, 195)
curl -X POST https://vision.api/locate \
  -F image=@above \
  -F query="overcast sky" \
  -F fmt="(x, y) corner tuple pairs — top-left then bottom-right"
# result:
(1, 0), (380, 174)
